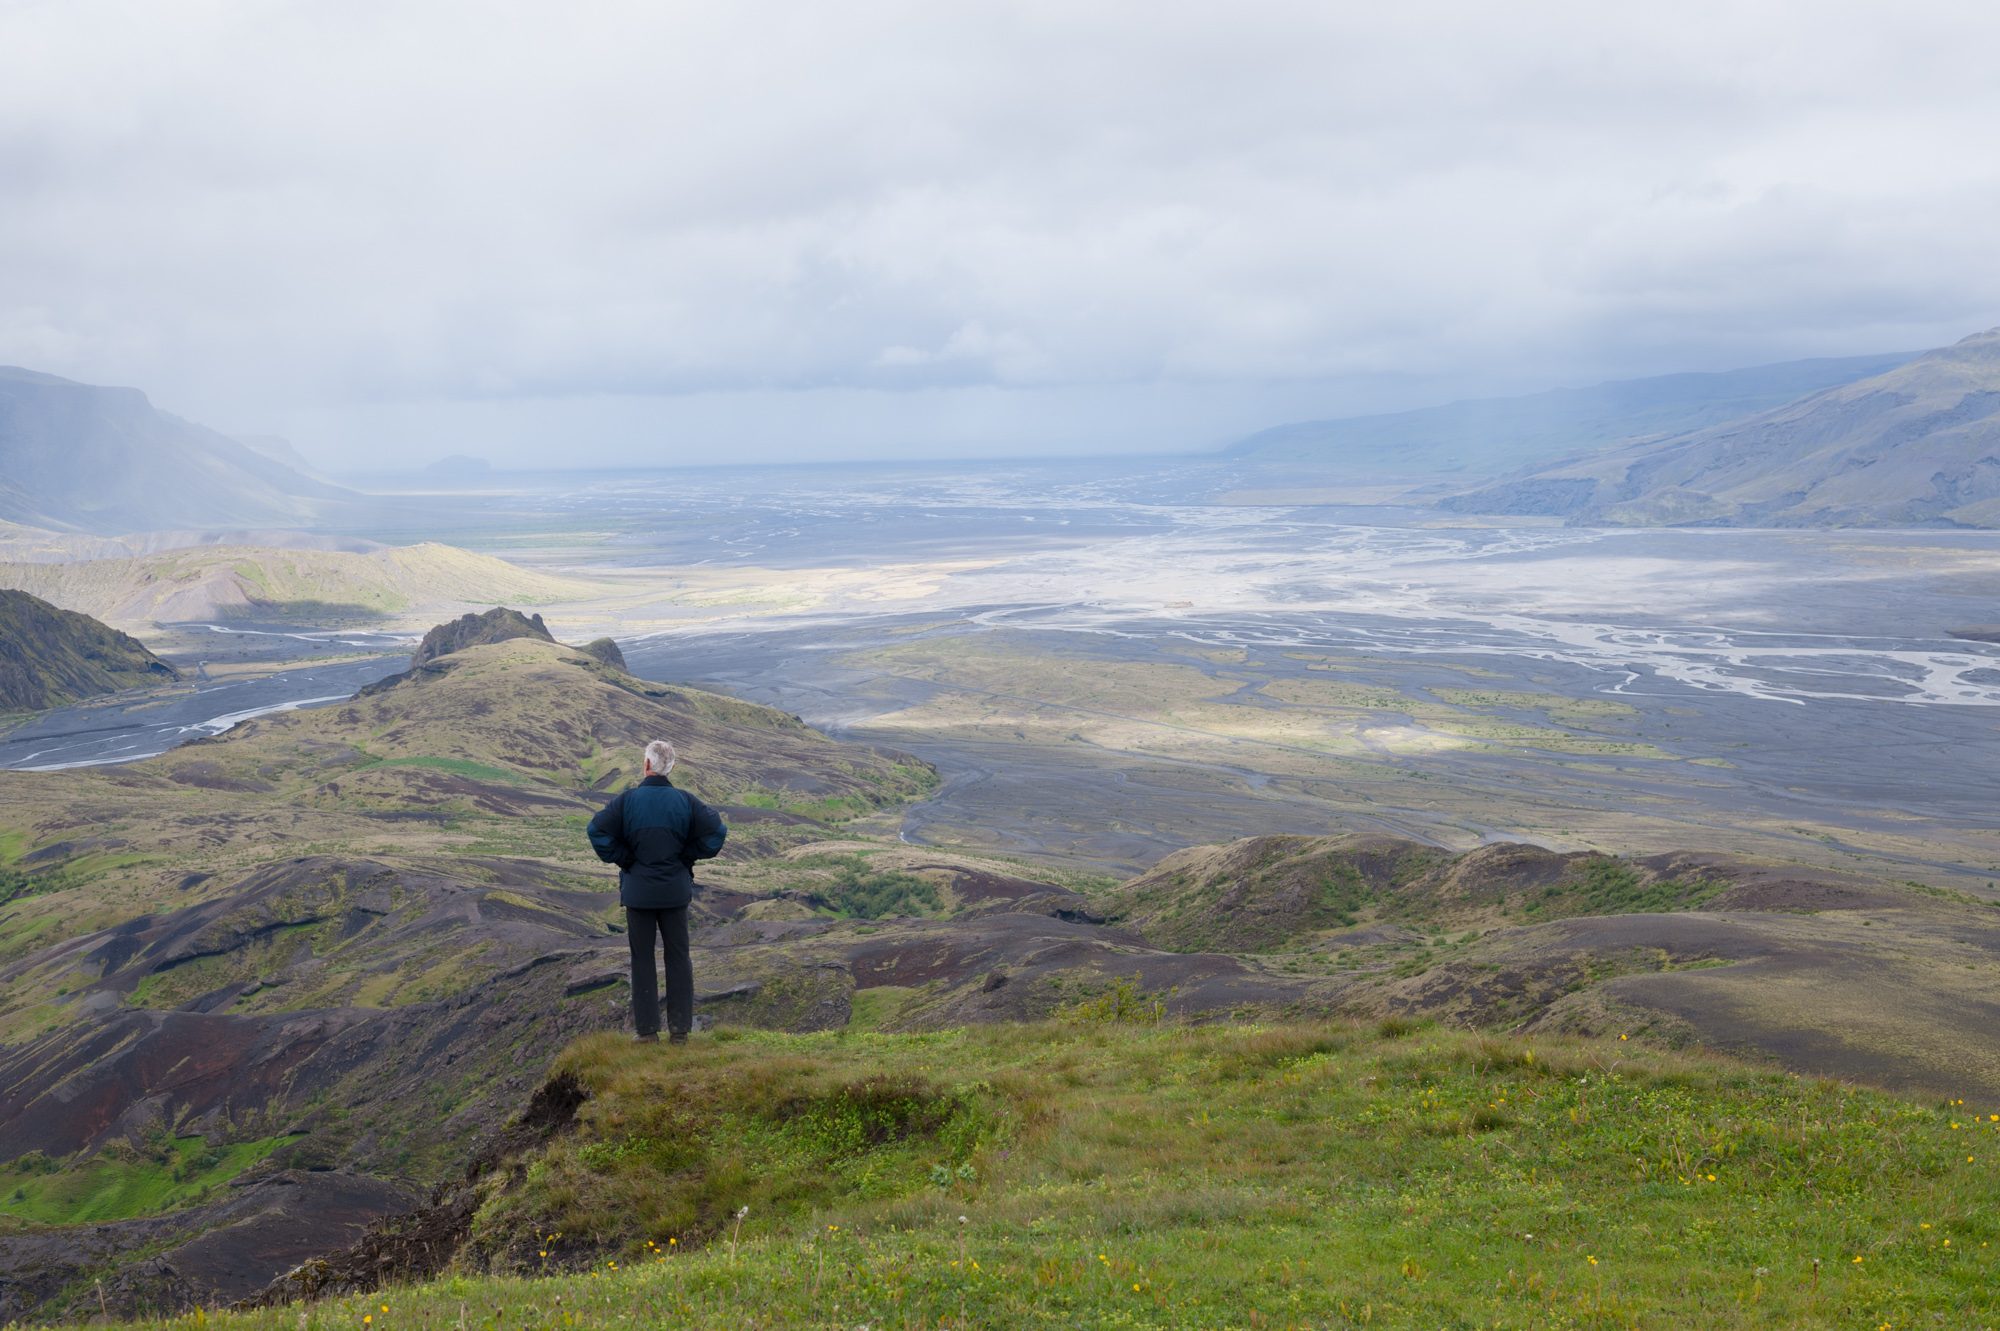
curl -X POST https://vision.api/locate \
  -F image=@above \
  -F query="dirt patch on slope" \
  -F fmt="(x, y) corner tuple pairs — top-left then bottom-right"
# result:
(243, 1072), (589, 1308)
(0, 1171), (415, 1324)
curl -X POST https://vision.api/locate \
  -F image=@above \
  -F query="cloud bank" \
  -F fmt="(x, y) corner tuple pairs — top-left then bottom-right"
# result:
(3, 0), (1998, 465)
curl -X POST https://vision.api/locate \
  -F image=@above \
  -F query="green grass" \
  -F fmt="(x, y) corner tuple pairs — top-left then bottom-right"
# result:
(793, 854), (946, 919)
(0, 864), (40, 908)
(85, 1022), (2000, 1329)
(1521, 858), (1728, 919)
(729, 761), (939, 825)
(1, 1134), (298, 1225)
(351, 755), (531, 785)
(847, 986), (922, 1031)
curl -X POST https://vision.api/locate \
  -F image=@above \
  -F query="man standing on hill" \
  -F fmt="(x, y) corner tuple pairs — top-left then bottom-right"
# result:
(587, 740), (728, 1044)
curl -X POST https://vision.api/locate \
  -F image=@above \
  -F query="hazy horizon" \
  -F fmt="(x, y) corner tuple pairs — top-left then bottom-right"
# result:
(5, 1), (1998, 469)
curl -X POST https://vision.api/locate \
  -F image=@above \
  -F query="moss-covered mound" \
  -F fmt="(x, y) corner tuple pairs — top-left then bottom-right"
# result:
(1108, 833), (1732, 953)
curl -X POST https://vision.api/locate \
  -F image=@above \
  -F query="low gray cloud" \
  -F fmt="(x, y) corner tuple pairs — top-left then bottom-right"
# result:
(3, 0), (1997, 466)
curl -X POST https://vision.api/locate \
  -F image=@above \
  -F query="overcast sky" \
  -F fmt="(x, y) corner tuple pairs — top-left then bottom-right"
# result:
(4, 0), (1998, 469)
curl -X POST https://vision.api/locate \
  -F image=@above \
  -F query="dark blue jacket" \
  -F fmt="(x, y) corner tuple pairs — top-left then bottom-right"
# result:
(586, 774), (727, 909)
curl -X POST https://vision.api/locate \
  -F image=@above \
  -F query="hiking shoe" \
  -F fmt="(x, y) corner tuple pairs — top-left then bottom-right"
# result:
(635, 1033), (660, 1044)
(668, 1031), (689, 1046)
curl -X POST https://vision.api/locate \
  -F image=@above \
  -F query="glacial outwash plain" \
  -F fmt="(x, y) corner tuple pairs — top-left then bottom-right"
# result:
(6, 346), (2000, 1328)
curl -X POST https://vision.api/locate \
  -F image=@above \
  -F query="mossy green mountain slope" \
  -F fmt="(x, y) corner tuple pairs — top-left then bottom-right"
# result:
(0, 635), (936, 977)
(0, 588), (178, 711)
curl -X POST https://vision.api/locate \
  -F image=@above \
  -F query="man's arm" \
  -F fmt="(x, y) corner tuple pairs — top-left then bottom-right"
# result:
(687, 797), (727, 862)
(586, 793), (633, 869)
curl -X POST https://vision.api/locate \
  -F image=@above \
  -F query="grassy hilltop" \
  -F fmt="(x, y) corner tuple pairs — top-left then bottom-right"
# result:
(84, 1022), (2000, 1330)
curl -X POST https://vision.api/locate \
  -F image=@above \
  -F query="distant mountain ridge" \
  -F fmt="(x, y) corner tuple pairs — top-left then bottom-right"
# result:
(1440, 327), (2000, 527)
(1226, 351), (1915, 485)
(0, 367), (351, 534)
(0, 589), (177, 711)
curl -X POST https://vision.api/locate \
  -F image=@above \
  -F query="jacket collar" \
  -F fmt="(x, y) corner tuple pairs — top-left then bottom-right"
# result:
(639, 773), (673, 787)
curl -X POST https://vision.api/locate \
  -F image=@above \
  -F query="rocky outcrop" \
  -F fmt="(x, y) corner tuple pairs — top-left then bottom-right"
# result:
(406, 610), (624, 675)
(411, 607), (555, 666)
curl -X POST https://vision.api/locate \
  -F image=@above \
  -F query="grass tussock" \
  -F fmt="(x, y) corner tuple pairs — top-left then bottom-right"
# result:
(78, 1021), (2000, 1330)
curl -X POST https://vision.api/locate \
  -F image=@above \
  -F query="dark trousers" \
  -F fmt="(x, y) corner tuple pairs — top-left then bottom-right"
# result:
(626, 906), (692, 1037)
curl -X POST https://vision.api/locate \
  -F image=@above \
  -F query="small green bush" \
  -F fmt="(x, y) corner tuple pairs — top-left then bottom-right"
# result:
(1058, 976), (1169, 1025)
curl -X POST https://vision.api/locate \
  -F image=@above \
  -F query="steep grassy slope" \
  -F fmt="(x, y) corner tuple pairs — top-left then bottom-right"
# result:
(0, 541), (594, 627)
(112, 1023), (2000, 1329)
(0, 367), (349, 534)
(0, 588), (178, 710)
(1226, 351), (1910, 486)
(1442, 327), (2000, 527)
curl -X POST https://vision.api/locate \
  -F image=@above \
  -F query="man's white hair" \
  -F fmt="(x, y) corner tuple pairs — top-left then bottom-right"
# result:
(643, 739), (677, 774)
